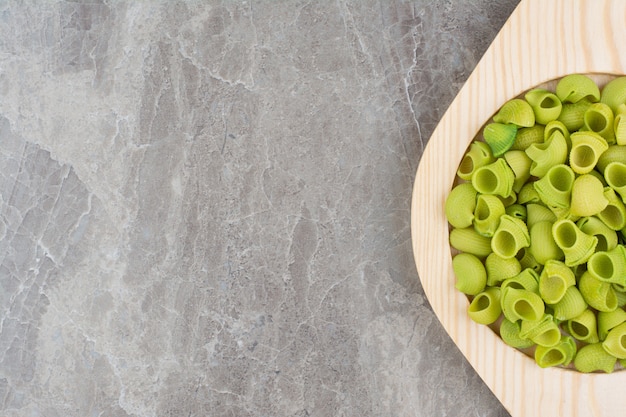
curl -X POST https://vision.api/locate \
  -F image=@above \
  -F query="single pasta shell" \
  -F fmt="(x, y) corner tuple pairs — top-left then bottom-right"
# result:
(569, 131), (609, 174)
(493, 98), (535, 127)
(556, 74), (601, 103)
(574, 342), (616, 373)
(483, 122), (518, 157)
(600, 76), (626, 114)
(570, 174), (609, 217)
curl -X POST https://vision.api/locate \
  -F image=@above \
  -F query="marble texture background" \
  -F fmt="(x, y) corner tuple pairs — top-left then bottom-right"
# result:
(0, 1), (520, 416)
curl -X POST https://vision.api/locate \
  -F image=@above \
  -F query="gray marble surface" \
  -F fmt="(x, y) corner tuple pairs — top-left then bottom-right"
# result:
(0, 1), (521, 416)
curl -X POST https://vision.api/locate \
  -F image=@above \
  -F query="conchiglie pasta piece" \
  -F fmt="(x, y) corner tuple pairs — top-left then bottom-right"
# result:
(556, 74), (601, 103)
(457, 141), (496, 180)
(505, 204), (527, 222)
(452, 253), (487, 296)
(596, 145), (626, 174)
(533, 164), (574, 209)
(499, 318), (534, 349)
(517, 182), (541, 205)
(525, 88), (563, 125)
(583, 102), (615, 143)
(535, 336), (576, 368)
(539, 260), (575, 304)
(445, 183), (478, 229)
(587, 246), (626, 286)
(551, 286), (587, 321)
(501, 287), (545, 322)
(515, 247), (542, 273)
(558, 98), (593, 132)
(473, 194), (505, 237)
(613, 105), (626, 145)
(483, 123), (518, 157)
(604, 161), (626, 200)
(602, 321), (626, 359)
(468, 287), (502, 325)
(545, 120), (571, 151)
(449, 227), (492, 258)
(501, 268), (539, 293)
(529, 221), (564, 265)
(566, 309), (599, 343)
(491, 214), (530, 259)
(597, 188), (626, 230)
(577, 216), (618, 252)
(485, 252), (521, 287)
(569, 131), (609, 174)
(574, 342), (616, 373)
(519, 314), (561, 347)
(503, 150), (532, 193)
(552, 219), (597, 267)
(579, 271), (618, 312)
(511, 125), (544, 151)
(493, 98), (535, 127)
(526, 203), (557, 229)
(570, 174), (609, 217)
(600, 76), (626, 114)
(526, 131), (568, 178)
(598, 308), (626, 341)
(471, 158), (515, 198)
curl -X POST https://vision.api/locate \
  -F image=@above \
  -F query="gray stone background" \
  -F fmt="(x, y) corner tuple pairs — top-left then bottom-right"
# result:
(0, 1), (520, 416)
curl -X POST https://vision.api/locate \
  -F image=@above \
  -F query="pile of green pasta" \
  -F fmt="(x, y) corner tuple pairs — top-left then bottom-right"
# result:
(446, 74), (626, 372)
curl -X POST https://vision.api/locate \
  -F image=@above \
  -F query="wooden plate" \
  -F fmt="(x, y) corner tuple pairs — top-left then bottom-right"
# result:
(410, 1), (626, 416)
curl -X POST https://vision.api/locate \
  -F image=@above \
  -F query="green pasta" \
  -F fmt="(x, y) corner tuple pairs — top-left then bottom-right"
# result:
(602, 322), (626, 359)
(587, 246), (626, 285)
(574, 342), (616, 373)
(533, 164), (574, 209)
(452, 253), (487, 296)
(569, 131), (609, 174)
(525, 88), (563, 125)
(604, 161), (626, 200)
(503, 150), (532, 193)
(600, 76), (626, 114)
(499, 318), (534, 349)
(570, 174), (608, 217)
(578, 271), (618, 312)
(558, 98), (593, 132)
(485, 252), (521, 287)
(449, 227), (492, 258)
(457, 141), (495, 180)
(577, 216), (618, 252)
(556, 74), (601, 104)
(526, 131), (568, 177)
(501, 268), (539, 293)
(598, 309), (626, 341)
(567, 309), (599, 343)
(491, 214), (530, 259)
(468, 287), (502, 325)
(483, 122), (518, 157)
(501, 287), (545, 322)
(493, 98), (535, 127)
(446, 74), (626, 372)
(445, 183), (478, 229)
(519, 314), (561, 347)
(473, 194), (505, 237)
(597, 188), (626, 231)
(539, 260), (575, 304)
(534, 336), (576, 368)
(583, 103), (615, 143)
(529, 221), (563, 265)
(552, 219), (597, 267)
(471, 158), (515, 197)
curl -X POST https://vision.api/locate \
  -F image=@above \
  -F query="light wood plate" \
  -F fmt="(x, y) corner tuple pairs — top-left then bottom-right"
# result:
(411, 1), (626, 416)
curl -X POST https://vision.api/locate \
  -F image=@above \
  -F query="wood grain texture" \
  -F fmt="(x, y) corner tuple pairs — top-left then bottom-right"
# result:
(411, 1), (626, 416)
